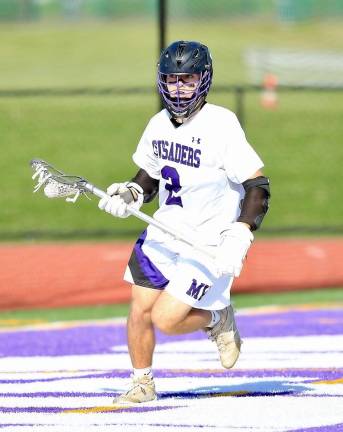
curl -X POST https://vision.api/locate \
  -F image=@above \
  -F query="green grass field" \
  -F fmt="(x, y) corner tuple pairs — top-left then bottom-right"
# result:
(1, 20), (343, 239)
(1, 91), (342, 237)
(1, 20), (343, 89)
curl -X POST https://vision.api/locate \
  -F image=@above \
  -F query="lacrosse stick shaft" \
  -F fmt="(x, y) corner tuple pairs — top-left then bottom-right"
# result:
(29, 159), (215, 260)
(83, 182), (215, 259)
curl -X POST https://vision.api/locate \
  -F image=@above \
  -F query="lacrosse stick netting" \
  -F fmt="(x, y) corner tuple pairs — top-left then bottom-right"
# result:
(31, 159), (92, 203)
(30, 159), (215, 258)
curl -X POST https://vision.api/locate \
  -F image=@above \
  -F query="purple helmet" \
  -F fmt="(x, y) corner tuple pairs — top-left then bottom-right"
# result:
(157, 41), (213, 120)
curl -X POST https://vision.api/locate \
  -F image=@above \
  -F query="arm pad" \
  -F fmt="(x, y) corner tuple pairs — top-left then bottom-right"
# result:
(131, 169), (159, 203)
(237, 176), (270, 231)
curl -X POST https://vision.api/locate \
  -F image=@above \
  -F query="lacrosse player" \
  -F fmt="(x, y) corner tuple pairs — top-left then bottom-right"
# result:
(98, 40), (270, 404)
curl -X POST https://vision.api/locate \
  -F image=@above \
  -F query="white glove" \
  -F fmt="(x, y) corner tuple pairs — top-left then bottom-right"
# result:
(98, 181), (144, 218)
(215, 222), (254, 278)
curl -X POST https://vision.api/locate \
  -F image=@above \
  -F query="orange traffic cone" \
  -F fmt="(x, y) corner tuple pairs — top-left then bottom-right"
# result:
(261, 73), (278, 109)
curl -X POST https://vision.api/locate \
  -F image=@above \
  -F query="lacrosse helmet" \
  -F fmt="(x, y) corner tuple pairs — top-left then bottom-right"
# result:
(157, 40), (213, 120)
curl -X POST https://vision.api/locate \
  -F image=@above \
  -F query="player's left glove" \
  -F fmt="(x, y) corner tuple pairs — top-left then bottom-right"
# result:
(98, 181), (144, 218)
(215, 222), (254, 278)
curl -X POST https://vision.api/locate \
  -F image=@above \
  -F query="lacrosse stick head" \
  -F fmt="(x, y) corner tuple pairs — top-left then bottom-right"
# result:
(30, 159), (88, 203)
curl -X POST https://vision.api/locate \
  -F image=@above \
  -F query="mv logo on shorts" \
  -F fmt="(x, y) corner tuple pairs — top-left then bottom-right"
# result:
(186, 279), (210, 301)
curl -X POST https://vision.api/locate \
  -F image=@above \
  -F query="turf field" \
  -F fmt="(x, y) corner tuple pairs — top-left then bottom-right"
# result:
(0, 20), (343, 238)
(0, 299), (342, 431)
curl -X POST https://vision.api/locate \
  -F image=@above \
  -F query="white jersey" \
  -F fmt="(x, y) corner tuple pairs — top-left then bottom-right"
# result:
(132, 103), (263, 246)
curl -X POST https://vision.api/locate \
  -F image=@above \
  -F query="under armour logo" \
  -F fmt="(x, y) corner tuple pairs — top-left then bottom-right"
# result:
(186, 279), (210, 301)
(192, 137), (201, 145)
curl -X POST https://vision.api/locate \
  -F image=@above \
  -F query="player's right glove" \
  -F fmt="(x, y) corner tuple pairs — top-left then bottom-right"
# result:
(215, 222), (254, 278)
(98, 182), (144, 218)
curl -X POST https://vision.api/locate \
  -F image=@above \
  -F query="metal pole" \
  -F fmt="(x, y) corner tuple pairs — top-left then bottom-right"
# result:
(235, 86), (245, 130)
(158, 0), (167, 110)
(158, 0), (167, 55)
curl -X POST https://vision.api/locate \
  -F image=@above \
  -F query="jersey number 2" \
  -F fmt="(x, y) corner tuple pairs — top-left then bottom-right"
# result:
(161, 166), (183, 207)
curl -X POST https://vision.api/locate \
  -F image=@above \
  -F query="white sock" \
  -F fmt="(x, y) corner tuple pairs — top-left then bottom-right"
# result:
(207, 310), (220, 328)
(133, 367), (153, 378)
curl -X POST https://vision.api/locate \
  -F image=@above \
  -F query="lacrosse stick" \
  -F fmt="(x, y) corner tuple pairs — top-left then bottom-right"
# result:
(30, 159), (215, 259)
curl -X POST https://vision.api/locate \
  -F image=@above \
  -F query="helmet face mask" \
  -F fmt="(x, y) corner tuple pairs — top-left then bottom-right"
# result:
(165, 73), (200, 100)
(157, 41), (213, 120)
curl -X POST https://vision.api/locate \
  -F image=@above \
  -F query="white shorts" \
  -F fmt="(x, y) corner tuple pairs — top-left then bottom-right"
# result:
(124, 226), (233, 311)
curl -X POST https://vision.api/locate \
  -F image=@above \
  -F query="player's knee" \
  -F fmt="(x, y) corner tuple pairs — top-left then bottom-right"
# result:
(151, 308), (177, 335)
(153, 319), (176, 335)
(129, 301), (152, 326)
(129, 284), (160, 325)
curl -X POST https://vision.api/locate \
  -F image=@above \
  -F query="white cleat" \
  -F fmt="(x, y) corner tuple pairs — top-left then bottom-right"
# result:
(205, 305), (242, 369)
(113, 373), (157, 404)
